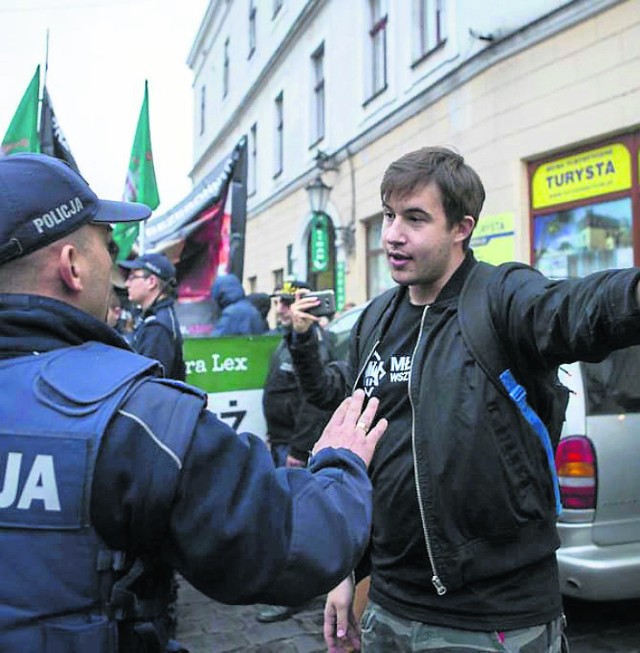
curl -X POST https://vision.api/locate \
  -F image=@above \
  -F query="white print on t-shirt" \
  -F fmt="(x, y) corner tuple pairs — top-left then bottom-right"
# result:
(362, 351), (386, 396)
(362, 351), (413, 396)
(389, 355), (412, 382)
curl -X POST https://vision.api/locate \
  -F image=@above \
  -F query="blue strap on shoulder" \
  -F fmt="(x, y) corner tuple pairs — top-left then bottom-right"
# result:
(459, 261), (563, 517)
(499, 369), (562, 516)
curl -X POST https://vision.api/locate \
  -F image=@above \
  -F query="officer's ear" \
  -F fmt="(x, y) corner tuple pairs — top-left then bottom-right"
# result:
(58, 242), (84, 292)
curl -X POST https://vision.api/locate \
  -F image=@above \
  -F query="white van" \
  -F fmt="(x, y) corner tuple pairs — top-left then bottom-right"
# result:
(556, 347), (640, 601)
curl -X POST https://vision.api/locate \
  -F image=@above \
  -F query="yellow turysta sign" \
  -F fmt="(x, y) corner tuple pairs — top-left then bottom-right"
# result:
(532, 143), (631, 209)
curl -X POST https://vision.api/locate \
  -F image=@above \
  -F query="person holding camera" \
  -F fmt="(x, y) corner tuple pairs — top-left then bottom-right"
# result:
(256, 280), (337, 624)
(120, 253), (186, 381)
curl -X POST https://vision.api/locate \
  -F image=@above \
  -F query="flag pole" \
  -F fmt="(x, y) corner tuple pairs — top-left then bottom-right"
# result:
(41, 28), (49, 108)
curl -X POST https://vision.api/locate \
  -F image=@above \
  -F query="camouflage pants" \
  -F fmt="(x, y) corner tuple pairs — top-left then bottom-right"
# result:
(361, 601), (569, 652)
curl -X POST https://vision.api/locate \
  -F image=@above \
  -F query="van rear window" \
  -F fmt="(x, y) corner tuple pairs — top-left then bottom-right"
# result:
(582, 345), (640, 415)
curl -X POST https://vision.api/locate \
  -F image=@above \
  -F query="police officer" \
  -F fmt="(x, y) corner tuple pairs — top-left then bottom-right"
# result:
(0, 153), (387, 653)
(120, 253), (185, 381)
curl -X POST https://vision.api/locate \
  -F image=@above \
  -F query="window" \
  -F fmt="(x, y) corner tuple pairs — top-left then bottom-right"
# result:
(223, 38), (230, 98)
(367, 0), (388, 99)
(310, 43), (325, 145)
(199, 85), (206, 135)
(286, 244), (294, 276)
(533, 198), (633, 277)
(249, 0), (256, 58)
(414, 0), (446, 61)
(248, 275), (257, 294)
(366, 215), (394, 298)
(249, 122), (257, 196)
(529, 139), (640, 279)
(272, 268), (284, 291)
(273, 0), (282, 19)
(274, 92), (283, 177)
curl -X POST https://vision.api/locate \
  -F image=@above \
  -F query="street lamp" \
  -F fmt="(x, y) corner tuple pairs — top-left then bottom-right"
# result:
(305, 175), (332, 215)
(305, 172), (355, 256)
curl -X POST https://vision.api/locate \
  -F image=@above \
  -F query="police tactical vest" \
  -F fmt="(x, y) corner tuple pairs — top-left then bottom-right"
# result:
(0, 342), (158, 652)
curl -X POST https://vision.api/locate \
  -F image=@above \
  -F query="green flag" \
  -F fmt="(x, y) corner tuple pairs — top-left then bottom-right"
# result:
(113, 80), (160, 260)
(1, 66), (40, 156)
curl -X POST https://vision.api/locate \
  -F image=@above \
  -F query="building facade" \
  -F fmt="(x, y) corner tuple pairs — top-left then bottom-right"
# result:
(188, 0), (640, 308)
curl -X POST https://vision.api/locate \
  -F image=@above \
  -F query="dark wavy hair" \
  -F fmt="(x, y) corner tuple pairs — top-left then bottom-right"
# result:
(380, 146), (485, 249)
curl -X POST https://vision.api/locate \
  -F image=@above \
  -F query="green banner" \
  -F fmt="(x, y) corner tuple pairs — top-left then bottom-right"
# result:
(184, 334), (280, 439)
(1, 66), (40, 156)
(184, 334), (280, 392)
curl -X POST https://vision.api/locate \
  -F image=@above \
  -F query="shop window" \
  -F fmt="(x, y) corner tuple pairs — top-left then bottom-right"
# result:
(529, 139), (639, 278)
(533, 198), (632, 278)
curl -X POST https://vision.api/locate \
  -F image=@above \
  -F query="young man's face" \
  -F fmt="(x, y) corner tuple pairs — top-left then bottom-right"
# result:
(381, 182), (472, 304)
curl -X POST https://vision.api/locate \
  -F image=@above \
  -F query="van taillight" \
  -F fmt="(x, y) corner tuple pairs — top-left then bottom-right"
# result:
(555, 436), (597, 510)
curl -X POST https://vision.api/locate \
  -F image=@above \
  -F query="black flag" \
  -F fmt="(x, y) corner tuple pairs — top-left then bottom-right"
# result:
(39, 86), (80, 174)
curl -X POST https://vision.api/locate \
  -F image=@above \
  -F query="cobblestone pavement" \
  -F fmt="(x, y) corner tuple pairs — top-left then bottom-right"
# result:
(176, 578), (327, 653)
(176, 577), (640, 653)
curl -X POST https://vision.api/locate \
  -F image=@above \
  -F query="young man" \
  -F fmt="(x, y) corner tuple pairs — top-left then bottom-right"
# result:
(0, 153), (387, 652)
(120, 253), (186, 381)
(287, 146), (640, 652)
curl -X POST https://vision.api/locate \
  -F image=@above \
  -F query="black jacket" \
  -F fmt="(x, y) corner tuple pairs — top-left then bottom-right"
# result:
(289, 253), (640, 595)
(263, 325), (334, 462)
(132, 296), (186, 381)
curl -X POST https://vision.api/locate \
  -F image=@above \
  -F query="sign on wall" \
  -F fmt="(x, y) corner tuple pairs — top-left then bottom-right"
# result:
(532, 143), (631, 209)
(310, 213), (330, 272)
(471, 212), (515, 264)
(184, 334), (280, 441)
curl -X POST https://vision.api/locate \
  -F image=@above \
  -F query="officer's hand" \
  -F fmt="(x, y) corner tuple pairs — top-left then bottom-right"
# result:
(290, 289), (320, 334)
(312, 389), (387, 469)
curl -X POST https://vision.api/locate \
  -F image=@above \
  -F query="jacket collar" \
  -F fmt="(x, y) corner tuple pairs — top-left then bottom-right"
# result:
(0, 293), (131, 358)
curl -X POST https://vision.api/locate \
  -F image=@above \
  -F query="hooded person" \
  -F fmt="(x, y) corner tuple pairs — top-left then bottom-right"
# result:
(210, 273), (266, 336)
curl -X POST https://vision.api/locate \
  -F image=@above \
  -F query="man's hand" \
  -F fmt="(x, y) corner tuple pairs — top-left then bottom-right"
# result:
(290, 290), (321, 334)
(324, 575), (360, 652)
(312, 389), (387, 469)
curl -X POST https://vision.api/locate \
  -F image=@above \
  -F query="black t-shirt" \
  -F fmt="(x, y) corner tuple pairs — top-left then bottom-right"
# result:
(357, 293), (561, 630)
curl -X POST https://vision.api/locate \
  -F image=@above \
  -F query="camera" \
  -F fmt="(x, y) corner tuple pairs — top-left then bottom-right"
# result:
(305, 290), (336, 318)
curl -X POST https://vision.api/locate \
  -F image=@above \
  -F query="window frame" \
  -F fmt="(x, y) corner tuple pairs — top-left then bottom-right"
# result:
(273, 92), (284, 178)
(249, 122), (258, 196)
(365, 0), (388, 104)
(223, 38), (230, 99)
(248, 0), (257, 59)
(199, 84), (206, 135)
(412, 0), (447, 66)
(310, 42), (325, 147)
